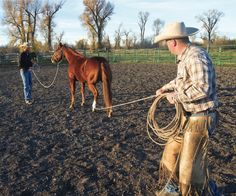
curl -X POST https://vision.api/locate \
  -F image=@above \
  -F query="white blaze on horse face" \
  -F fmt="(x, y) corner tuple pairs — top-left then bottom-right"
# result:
(92, 100), (96, 112)
(51, 55), (58, 64)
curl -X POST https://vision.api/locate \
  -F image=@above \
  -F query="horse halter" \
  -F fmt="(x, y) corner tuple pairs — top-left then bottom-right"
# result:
(51, 46), (64, 64)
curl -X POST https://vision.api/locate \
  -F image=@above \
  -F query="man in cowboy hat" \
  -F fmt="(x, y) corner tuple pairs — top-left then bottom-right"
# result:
(18, 42), (33, 104)
(154, 22), (219, 195)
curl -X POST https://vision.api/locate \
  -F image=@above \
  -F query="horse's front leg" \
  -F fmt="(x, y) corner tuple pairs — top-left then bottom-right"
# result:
(87, 83), (98, 112)
(69, 77), (76, 110)
(80, 82), (85, 106)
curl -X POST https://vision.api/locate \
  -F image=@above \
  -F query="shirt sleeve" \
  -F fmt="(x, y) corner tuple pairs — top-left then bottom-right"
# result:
(177, 53), (212, 103)
(18, 53), (23, 68)
(162, 78), (176, 92)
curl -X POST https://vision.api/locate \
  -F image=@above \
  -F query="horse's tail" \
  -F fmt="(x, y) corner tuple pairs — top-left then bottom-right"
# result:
(101, 61), (112, 117)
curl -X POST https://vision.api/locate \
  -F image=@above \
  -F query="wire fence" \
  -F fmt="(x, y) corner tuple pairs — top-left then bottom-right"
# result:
(0, 45), (235, 68)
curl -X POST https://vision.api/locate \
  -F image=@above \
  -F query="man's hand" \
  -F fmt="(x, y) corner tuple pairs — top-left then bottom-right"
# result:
(156, 88), (164, 97)
(166, 92), (177, 104)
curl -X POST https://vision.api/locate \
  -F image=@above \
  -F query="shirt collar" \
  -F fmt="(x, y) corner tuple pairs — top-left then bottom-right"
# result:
(177, 43), (191, 63)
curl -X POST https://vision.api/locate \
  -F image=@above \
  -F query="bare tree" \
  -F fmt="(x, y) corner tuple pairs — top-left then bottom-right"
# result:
(131, 33), (138, 48)
(153, 18), (164, 36)
(114, 23), (123, 49)
(75, 38), (88, 50)
(80, 0), (114, 49)
(2, 0), (23, 45)
(138, 11), (149, 46)
(19, 0), (26, 42)
(41, 0), (64, 51)
(2, 0), (41, 46)
(123, 29), (133, 49)
(24, 0), (42, 47)
(103, 35), (111, 50)
(196, 9), (224, 51)
(55, 31), (65, 43)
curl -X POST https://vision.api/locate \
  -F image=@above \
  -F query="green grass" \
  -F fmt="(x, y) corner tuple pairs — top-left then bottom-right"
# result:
(1, 47), (235, 68)
(83, 48), (236, 66)
(211, 49), (236, 66)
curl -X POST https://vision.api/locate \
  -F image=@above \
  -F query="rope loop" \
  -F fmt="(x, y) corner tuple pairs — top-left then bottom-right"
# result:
(32, 62), (60, 89)
(147, 93), (185, 146)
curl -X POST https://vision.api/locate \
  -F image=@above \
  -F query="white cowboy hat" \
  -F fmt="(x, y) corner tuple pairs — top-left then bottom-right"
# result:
(154, 22), (199, 43)
(20, 42), (31, 48)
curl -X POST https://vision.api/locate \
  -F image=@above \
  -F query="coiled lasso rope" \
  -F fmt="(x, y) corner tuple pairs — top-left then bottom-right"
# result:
(147, 93), (185, 146)
(95, 93), (185, 146)
(32, 62), (61, 89)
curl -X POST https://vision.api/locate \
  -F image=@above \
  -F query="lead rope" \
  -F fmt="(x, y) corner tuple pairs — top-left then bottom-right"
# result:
(94, 94), (156, 110)
(32, 62), (61, 89)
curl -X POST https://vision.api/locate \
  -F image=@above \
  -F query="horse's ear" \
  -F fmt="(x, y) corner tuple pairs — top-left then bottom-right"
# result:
(59, 42), (63, 47)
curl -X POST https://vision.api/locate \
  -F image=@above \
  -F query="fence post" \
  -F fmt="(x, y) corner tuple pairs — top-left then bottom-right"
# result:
(153, 49), (155, 64)
(157, 48), (160, 63)
(83, 48), (86, 56)
(218, 47), (221, 66)
(106, 49), (110, 62)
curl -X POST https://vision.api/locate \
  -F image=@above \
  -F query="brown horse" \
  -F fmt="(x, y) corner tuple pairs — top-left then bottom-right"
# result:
(51, 43), (112, 117)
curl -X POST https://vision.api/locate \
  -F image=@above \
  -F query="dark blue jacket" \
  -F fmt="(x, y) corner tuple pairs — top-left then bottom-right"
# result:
(18, 51), (33, 70)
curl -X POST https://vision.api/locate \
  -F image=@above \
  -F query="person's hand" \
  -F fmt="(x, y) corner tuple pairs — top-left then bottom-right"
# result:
(166, 92), (177, 104)
(156, 88), (164, 97)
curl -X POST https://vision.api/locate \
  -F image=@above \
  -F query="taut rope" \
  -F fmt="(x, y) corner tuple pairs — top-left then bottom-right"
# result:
(146, 93), (185, 146)
(94, 95), (156, 110)
(32, 62), (61, 89)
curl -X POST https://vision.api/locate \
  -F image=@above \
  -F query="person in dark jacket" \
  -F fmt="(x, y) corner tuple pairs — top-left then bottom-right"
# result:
(19, 42), (33, 104)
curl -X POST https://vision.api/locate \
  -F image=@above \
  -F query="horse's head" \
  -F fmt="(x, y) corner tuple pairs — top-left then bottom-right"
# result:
(51, 43), (64, 64)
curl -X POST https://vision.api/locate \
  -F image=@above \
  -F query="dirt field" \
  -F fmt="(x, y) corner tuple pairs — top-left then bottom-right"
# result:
(0, 63), (235, 195)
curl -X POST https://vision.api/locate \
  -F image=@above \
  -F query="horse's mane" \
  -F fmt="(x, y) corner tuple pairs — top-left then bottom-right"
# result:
(63, 44), (84, 58)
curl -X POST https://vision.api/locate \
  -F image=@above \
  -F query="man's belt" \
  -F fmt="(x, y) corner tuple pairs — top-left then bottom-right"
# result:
(186, 109), (215, 117)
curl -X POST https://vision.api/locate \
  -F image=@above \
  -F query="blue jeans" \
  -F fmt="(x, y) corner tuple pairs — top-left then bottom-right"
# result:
(20, 69), (32, 101)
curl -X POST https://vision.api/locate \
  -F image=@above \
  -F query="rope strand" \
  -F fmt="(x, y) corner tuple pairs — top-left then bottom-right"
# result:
(32, 62), (60, 89)
(94, 94), (156, 110)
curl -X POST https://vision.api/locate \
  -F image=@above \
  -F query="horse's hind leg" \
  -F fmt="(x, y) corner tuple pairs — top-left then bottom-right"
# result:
(80, 82), (85, 106)
(87, 83), (98, 112)
(69, 77), (76, 110)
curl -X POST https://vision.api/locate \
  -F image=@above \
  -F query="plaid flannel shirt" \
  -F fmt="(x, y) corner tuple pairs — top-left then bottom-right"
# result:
(162, 44), (218, 113)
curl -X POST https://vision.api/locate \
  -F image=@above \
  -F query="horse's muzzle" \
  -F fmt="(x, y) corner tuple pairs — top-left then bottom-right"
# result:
(51, 58), (56, 64)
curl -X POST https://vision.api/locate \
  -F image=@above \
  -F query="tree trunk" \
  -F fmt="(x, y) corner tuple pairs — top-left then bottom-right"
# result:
(207, 32), (211, 52)
(97, 28), (103, 49)
(48, 18), (52, 51)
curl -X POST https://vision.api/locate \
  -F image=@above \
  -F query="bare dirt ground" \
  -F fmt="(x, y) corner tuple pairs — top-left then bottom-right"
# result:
(0, 63), (235, 195)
